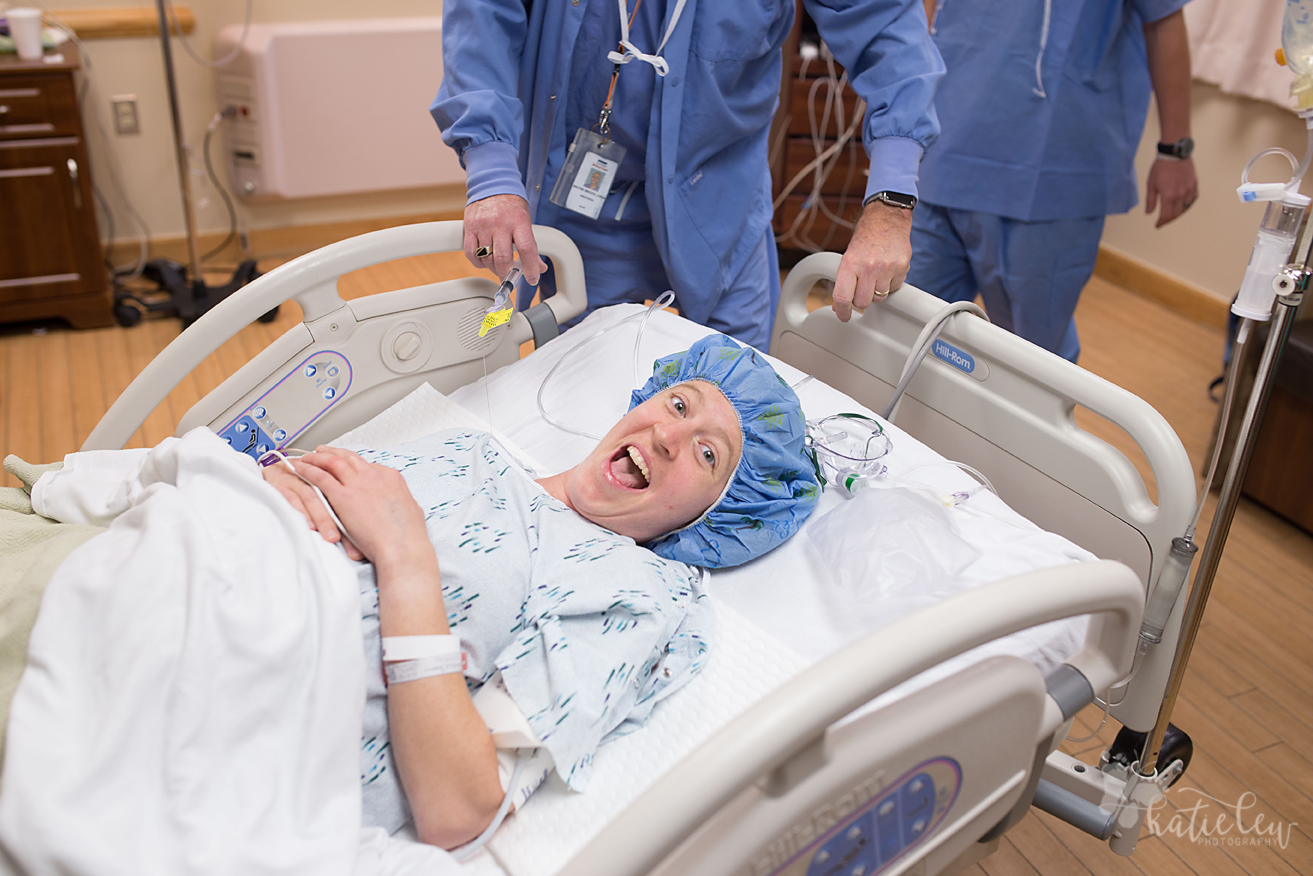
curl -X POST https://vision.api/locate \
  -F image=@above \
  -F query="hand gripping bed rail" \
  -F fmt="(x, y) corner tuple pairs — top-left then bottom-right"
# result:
(81, 222), (587, 452)
(565, 559), (1144, 876)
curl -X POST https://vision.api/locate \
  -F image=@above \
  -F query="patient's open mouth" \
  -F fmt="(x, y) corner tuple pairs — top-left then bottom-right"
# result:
(610, 445), (650, 489)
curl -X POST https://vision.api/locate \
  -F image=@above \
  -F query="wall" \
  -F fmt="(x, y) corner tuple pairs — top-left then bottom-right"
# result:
(32, 0), (464, 256)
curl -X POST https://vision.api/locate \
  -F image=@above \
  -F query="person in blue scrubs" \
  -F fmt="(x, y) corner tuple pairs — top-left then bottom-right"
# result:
(432, 1), (944, 351)
(908, 1), (1199, 362)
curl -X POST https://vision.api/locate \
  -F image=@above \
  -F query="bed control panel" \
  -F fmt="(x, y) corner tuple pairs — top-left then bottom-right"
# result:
(217, 351), (353, 460)
(763, 758), (959, 876)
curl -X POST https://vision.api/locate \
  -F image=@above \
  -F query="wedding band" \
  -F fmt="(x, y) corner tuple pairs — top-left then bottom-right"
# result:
(475, 245), (493, 259)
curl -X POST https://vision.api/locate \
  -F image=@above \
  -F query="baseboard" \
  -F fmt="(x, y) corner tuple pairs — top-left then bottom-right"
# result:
(1094, 245), (1230, 330)
(104, 208), (467, 271)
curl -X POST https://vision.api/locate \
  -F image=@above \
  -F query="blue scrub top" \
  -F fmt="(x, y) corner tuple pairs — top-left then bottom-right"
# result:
(918, 0), (1189, 223)
(432, 0), (942, 327)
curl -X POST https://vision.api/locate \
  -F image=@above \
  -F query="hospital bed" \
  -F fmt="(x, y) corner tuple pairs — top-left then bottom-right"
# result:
(74, 221), (1196, 876)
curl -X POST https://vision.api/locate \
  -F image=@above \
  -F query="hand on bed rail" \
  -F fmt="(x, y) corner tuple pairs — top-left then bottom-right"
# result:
(832, 200), (913, 322)
(464, 194), (550, 286)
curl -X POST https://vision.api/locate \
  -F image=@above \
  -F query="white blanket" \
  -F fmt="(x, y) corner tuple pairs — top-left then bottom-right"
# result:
(1, 429), (454, 876)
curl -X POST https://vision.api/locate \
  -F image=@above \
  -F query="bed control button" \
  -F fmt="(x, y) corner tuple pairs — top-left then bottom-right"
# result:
(253, 406), (266, 419)
(327, 365), (339, 377)
(304, 364), (317, 378)
(234, 422), (249, 433)
(879, 800), (895, 817)
(273, 429), (287, 442)
(324, 386), (336, 400)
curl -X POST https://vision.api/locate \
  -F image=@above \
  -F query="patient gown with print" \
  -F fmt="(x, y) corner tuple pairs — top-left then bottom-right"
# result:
(350, 429), (715, 833)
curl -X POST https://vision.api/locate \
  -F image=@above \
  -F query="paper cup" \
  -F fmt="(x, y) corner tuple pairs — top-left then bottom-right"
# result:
(7, 8), (44, 61)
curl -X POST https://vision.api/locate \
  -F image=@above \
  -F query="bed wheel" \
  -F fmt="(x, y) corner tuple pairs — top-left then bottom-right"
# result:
(258, 305), (280, 323)
(113, 303), (143, 327)
(1105, 723), (1193, 787)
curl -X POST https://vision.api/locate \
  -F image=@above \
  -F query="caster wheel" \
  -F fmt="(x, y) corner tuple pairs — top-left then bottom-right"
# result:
(258, 305), (280, 323)
(1106, 722), (1193, 787)
(113, 303), (142, 327)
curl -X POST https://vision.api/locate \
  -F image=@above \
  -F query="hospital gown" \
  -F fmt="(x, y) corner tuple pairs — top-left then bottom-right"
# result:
(353, 429), (714, 833)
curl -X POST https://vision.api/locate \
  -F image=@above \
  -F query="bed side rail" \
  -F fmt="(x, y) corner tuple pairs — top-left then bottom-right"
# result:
(82, 222), (586, 453)
(565, 560), (1144, 876)
(770, 253), (1195, 732)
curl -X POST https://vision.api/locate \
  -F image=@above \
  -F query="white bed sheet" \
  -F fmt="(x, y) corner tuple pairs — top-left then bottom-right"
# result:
(332, 304), (1098, 876)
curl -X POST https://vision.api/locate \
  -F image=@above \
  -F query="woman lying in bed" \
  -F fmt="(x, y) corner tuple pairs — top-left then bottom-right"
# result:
(259, 334), (819, 850)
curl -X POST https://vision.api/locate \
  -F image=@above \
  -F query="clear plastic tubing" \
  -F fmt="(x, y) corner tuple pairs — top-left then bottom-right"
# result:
(1139, 536), (1199, 646)
(1233, 200), (1304, 321)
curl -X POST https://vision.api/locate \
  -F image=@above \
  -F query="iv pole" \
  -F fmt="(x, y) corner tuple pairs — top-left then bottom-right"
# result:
(115, 0), (261, 327)
(1135, 203), (1311, 779)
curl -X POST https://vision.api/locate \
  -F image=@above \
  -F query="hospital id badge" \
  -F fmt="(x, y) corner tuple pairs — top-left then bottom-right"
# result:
(549, 128), (626, 220)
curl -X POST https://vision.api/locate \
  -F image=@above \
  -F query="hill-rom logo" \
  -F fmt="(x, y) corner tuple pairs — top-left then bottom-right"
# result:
(933, 339), (977, 374)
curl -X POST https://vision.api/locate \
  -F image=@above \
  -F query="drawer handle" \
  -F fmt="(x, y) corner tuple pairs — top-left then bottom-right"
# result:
(67, 158), (82, 209)
(0, 105), (9, 115)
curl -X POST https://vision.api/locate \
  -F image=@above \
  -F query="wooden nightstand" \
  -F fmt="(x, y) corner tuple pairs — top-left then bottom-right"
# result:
(0, 42), (113, 328)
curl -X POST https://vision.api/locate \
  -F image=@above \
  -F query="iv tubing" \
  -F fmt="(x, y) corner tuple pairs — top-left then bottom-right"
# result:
(1186, 320), (1251, 540)
(536, 293), (677, 440)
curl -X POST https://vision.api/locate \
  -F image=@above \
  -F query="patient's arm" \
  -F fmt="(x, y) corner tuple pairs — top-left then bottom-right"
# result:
(292, 447), (505, 849)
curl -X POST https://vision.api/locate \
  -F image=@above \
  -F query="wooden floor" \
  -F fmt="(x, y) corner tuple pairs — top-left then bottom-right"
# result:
(2, 259), (1311, 875)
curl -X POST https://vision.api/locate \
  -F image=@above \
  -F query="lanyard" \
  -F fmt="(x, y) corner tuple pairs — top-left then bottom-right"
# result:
(595, 0), (688, 136)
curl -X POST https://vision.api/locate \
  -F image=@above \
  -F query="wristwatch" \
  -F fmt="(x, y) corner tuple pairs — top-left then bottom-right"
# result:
(1156, 137), (1194, 161)
(865, 190), (918, 210)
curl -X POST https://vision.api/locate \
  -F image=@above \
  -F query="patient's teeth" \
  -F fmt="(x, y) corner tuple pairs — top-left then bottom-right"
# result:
(627, 446), (650, 483)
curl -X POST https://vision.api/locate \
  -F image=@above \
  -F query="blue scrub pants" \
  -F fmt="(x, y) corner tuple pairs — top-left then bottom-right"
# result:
(906, 202), (1105, 363)
(537, 181), (780, 351)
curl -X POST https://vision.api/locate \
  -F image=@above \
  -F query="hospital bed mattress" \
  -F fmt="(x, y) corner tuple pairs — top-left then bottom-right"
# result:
(328, 304), (1095, 876)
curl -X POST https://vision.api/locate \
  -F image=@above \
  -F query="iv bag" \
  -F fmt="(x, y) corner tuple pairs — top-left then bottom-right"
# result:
(804, 487), (982, 642)
(1286, 0), (1313, 77)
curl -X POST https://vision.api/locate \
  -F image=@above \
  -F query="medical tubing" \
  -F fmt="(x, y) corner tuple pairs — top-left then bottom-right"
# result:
(631, 291), (677, 386)
(1187, 322), (1250, 539)
(1293, 125), (1313, 187)
(881, 301), (989, 422)
(450, 752), (531, 862)
(166, 0), (253, 69)
(536, 293), (675, 439)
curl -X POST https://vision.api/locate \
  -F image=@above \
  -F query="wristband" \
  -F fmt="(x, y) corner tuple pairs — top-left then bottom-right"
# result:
(382, 634), (460, 663)
(385, 653), (467, 685)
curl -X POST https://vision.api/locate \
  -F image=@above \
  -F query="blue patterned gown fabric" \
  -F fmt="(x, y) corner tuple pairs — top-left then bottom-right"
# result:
(355, 429), (713, 833)
(630, 334), (820, 568)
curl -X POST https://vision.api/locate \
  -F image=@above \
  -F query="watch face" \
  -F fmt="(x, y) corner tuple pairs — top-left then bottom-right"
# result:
(1159, 137), (1194, 159)
(877, 191), (917, 209)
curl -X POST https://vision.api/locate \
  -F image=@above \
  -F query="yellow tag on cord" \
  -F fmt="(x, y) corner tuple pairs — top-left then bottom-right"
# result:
(479, 307), (513, 337)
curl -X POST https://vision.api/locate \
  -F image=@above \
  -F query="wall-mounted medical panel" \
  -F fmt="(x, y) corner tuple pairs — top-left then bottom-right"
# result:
(214, 19), (465, 201)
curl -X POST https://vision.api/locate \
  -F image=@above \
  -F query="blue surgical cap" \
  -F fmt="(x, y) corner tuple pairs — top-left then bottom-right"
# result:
(629, 334), (820, 568)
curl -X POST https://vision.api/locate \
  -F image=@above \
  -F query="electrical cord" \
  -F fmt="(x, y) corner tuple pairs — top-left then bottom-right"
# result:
(201, 109), (240, 262)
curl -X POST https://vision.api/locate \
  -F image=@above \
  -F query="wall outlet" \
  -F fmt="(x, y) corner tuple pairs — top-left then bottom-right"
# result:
(111, 95), (139, 135)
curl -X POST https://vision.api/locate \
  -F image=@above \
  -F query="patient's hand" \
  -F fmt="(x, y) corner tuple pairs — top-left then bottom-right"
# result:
(283, 447), (431, 572)
(261, 460), (364, 560)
